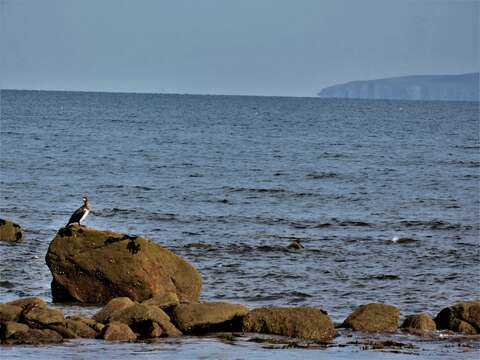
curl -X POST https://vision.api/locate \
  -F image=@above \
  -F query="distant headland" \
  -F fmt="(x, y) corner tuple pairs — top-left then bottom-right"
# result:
(318, 73), (479, 101)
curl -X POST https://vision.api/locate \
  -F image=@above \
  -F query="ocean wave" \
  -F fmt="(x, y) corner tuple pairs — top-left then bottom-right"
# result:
(398, 219), (471, 230)
(361, 274), (401, 281)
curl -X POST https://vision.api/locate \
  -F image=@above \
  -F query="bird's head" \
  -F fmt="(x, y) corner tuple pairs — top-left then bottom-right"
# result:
(82, 195), (88, 204)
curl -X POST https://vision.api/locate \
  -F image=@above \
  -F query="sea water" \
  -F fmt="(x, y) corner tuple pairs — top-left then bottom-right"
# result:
(1, 90), (479, 358)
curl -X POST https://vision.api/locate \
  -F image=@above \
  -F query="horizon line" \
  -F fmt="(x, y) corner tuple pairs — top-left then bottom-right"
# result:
(2, 87), (478, 103)
(0, 88), (320, 99)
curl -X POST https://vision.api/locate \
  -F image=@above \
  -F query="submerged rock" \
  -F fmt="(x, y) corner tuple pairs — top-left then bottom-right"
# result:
(45, 225), (202, 304)
(287, 239), (304, 250)
(401, 313), (436, 333)
(242, 307), (335, 341)
(171, 302), (249, 334)
(435, 300), (480, 334)
(0, 219), (23, 242)
(341, 303), (400, 332)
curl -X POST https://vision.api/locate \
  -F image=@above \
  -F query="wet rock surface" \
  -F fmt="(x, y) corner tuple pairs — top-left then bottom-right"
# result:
(45, 225), (202, 304)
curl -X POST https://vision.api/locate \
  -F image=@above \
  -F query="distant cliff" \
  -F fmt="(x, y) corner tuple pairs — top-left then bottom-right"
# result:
(318, 73), (479, 101)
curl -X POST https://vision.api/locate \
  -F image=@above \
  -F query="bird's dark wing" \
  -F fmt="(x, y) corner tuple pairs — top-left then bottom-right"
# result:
(67, 207), (85, 225)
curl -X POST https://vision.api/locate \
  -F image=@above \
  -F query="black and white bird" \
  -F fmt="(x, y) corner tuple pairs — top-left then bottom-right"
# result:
(66, 196), (90, 226)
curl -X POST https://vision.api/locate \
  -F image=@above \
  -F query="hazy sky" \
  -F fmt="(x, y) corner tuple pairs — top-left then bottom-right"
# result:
(1, 0), (478, 96)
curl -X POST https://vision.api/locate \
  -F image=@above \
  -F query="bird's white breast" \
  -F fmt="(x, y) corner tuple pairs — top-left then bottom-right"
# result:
(80, 209), (90, 223)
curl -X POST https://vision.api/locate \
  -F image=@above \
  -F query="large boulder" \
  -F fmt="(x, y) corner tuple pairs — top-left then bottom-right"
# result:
(435, 300), (480, 334)
(0, 219), (23, 242)
(242, 307), (335, 342)
(45, 225), (202, 304)
(341, 303), (400, 332)
(171, 302), (249, 334)
(401, 313), (436, 333)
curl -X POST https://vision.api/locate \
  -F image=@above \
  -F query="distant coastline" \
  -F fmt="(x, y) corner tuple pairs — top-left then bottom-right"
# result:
(318, 73), (479, 101)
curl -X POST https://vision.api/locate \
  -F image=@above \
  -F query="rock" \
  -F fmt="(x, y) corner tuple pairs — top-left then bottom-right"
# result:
(100, 322), (137, 341)
(435, 300), (480, 334)
(401, 313), (436, 333)
(1, 298), (48, 323)
(6, 297), (47, 310)
(142, 292), (180, 309)
(48, 323), (77, 339)
(43, 316), (99, 339)
(3, 328), (63, 344)
(0, 321), (30, 339)
(0, 304), (23, 323)
(68, 315), (104, 333)
(108, 303), (181, 338)
(22, 304), (65, 329)
(242, 307), (335, 341)
(0, 219), (24, 242)
(45, 225), (202, 304)
(171, 302), (249, 334)
(341, 303), (400, 332)
(94, 297), (135, 323)
(64, 319), (98, 338)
